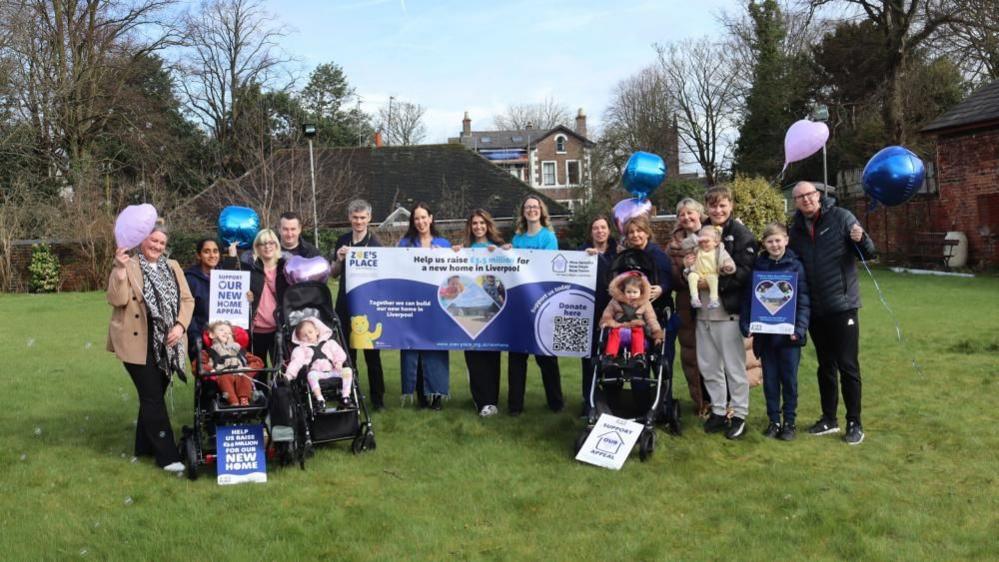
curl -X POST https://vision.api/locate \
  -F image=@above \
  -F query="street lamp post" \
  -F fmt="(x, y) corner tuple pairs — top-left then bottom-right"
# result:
(302, 123), (319, 247)
(812, 104), (830, 190)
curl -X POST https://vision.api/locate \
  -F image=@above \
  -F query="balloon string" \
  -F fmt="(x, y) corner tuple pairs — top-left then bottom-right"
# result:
(854, 245), (923, 376)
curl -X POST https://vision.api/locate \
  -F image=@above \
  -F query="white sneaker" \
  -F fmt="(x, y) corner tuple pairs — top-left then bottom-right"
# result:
(690, 298), (702, 309)
(479, 405), (499, 417)
(163, 462), (185, 473)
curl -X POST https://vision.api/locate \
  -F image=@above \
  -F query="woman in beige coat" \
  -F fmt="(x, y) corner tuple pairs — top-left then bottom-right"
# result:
(107, 221), (194, 472)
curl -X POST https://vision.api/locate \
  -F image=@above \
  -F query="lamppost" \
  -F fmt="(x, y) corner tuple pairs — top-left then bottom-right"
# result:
(387, 96), (395, 146)
(811, 104), (830, 190)
(302, 123), (319, 247)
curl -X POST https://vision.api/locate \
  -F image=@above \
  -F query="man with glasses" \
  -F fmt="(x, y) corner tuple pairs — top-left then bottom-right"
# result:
(789, 181), (876, 445)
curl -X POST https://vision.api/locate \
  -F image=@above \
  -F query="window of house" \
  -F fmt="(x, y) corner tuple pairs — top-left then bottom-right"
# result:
(480, 136), (491, 143)
(555, 135), (567, 153)
(511, 135), (524, 142)
(542, 161), (556, 186)
(566, 160), (580, 185)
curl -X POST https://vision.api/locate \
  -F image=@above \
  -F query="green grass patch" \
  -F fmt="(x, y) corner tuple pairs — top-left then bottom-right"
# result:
(1, 270), (997, 560)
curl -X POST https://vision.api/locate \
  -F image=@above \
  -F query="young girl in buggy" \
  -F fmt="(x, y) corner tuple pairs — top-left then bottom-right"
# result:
(284, 316), (354, 411)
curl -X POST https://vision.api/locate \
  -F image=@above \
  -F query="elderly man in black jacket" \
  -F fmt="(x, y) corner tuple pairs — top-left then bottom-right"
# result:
(789, 181), (876, 445)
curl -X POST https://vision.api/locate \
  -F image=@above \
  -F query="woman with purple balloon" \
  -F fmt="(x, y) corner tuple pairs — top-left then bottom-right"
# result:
(578, 214), (618, 413)
(245, 228), (289, 366)
(397, 202), (452, 411)
(107, 217), (194, 474)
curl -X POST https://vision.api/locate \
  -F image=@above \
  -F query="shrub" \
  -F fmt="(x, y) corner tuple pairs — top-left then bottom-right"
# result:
(28, 243), (60, 293)
(728, 175), (787, 239)
(654, 178), (707, 215)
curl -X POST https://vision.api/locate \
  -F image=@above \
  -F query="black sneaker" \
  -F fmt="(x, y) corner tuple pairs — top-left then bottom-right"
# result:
(778, 424), (797, 441)
(807, 418), (840, 436)
(763, 422), (782, 439)
(430, 395), (443, 411)
(725, 417), (746, 440)
(704, 413), (728, 433)
(315, 399), (326, 411)
(843, 421), (864, 445)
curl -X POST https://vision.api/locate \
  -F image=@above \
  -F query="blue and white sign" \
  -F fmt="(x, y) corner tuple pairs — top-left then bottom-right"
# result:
(344, 248), (598, 356)
(208, 270), (251, 328)
(575, 414), (644, 470)
(216, 424), (266, 485)
(749, 271), (799, 335)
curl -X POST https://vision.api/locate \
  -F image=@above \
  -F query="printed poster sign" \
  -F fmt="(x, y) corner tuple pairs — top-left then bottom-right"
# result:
(574, 414), (644, 470)
(344, 248), (598, 356)
(749, 271), (798, 335)
(208, 270), (251, 328)
(216, 424), (267, 485)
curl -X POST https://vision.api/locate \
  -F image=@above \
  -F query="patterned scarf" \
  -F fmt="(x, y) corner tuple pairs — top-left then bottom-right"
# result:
(139, 254), (183, 379)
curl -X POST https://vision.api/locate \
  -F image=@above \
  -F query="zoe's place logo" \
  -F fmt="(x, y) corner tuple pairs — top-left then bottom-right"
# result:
(348, 250), (378, 270)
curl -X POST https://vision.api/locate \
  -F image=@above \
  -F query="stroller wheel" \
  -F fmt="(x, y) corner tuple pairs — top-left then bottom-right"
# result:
(638, 429), (656, 462)
(667, 401), (683, 436)
(182, 435), (199, 480)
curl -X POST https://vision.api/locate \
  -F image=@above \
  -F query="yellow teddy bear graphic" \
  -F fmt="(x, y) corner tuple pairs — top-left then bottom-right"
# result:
(349, 315), (383, 349)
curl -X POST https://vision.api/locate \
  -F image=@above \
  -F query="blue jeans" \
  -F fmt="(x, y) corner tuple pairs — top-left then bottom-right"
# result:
(401, 350), (450, 397)
(759, 342), (800, 425)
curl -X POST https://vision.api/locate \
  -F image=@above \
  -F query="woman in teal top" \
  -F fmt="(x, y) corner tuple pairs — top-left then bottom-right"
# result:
(504, 196), (563, 415)
(452, 209), (506, 416)
(397, 202), (451, 410)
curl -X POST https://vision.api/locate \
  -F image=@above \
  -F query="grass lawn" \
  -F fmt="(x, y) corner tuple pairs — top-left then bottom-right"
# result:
(1, 269), (997, 560)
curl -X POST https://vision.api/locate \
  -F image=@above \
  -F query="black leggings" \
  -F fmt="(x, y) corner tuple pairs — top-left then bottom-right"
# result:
(251, 331), (277, 367)
(123, 346), (180, 467)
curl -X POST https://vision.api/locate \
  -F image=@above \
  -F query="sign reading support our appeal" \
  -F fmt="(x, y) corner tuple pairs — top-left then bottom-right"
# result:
(208, 270), (251, 328)
(216, 424), (266, 485)
(575, 414), (644, 470)
(344, 248), (597, 356)
(749, 271), (798, 335)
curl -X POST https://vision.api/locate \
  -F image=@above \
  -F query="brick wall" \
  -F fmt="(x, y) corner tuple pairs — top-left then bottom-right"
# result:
(533, 134), (587, 190)
(4, 240), (106, 293)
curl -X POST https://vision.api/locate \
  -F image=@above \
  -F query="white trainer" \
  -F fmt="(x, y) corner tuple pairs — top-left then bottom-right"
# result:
(479, 405), (499, 417)
(163, 462), (185, 473)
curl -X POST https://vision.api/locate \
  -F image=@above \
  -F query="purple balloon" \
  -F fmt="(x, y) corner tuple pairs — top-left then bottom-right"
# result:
(114, 204), (158, 250)
(613, 198), (653, 235)
(783, 119), (829, 170)
(284, 255), (332, 285)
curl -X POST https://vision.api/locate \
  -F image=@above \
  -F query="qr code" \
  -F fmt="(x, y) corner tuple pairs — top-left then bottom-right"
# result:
(552, 316), (590, 354)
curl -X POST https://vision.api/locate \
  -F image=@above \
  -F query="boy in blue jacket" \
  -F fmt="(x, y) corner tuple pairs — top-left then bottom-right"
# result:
(741, 223), (810, 441)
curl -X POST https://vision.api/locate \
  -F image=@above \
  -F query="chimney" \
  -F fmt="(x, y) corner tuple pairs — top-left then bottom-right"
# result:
(462, 111), (471, 136)
(575, 108), (587, 138)
(374, 131), (383, 147)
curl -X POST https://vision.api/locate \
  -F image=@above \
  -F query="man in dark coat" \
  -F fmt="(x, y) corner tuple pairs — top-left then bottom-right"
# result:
(788, 181), (876, 445)
(278, 211), (321, 259)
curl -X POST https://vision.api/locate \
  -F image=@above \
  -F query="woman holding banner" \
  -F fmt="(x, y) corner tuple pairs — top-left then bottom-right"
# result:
(504, 196), (564, 416)
(245, 229), (288, 366)
(578, 214), (617, 413)
(184, 239), (242, 360)
(107, 220), (193, 473)
(397, 202), (452, 411)
(452, 209), (506, 417)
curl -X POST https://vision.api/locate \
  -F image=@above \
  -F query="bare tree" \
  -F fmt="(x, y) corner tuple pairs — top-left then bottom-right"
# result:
(655, 38), (741, 185)
(179, 0), (293, 172)
(602, 65), (678, 173)
(493, 96), (572, 130)
(378, 100), (426, 146)
(1, 0), (177, 183)
(931, 0), (999, 85)
(808, 0), (971, 143)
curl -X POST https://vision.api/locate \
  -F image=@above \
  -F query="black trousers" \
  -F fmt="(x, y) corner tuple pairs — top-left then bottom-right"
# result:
(124, 350), (180, 467)
(465, 350), (501, 409)
(251, 331), (276, 367)
(348, 348), (385, 407)
(507, 353), (563, 413)
(809, 309), (862, 424)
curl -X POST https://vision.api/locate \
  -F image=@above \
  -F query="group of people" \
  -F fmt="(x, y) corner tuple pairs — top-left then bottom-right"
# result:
(106, 181), (876, 473)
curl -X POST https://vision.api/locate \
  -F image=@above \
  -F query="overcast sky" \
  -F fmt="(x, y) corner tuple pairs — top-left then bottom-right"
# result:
(262, 0), (735, 145)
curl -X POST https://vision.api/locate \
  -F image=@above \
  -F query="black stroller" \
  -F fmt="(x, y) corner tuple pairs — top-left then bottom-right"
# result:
(271, 281), (375, 469)
(178, 325), (279, 480)
(574, 248), (682, 462)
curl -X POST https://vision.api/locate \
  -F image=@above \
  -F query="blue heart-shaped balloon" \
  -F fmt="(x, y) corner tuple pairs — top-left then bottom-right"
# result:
(218, 206), (260, 249)
(621, 151), (667, 199)
(862, 146), (925, 207)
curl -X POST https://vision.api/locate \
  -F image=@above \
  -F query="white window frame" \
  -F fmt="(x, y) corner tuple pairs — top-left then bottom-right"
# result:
(565, 159), (580, 186)
(541, 161), (557, 186)
(555, 135), (567, 154)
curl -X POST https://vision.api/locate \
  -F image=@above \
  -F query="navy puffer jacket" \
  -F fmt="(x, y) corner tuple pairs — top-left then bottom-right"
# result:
(788, 197), (876, 318)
